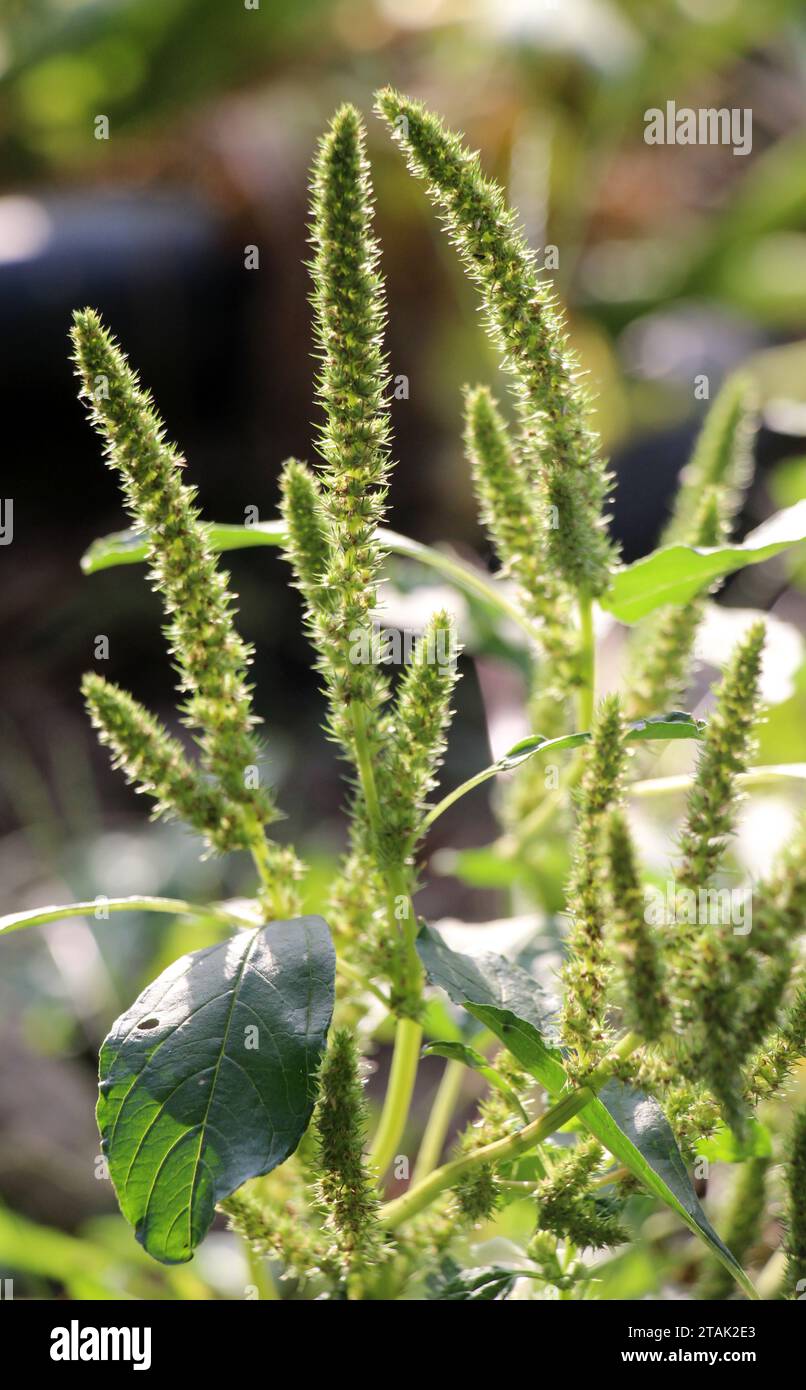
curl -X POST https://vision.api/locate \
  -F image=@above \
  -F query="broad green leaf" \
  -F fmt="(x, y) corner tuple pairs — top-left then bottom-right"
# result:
(0, 895), (251, 937)
(421, 1040), (527, 1119)
(423, 713), (704, 830)
(417, 927), (757, 1299)
(98, 916), (335, 1264)
(696, 1119), (773, 1163)
(80, 522), (536, 643)
(601, 499), (806, 623)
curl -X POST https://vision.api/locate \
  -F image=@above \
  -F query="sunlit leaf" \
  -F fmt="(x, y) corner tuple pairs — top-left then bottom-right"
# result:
(601, 500), (806, 623)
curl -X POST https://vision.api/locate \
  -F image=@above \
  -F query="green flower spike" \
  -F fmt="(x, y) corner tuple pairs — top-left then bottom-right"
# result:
(607, 810), (668, 1042)
(463, 384), (575, 687)
(677, 620), (765, 891)
(308, 102), (393, 766)
(629, 374), (755, 717)
(662, 373), (755, 547)
(629, 489), (722, 718)
(82, 673), (249, 855)
(534, 1139), (628, 1251)
(279, 458), (330, 612)
(744, 985), (806, 1105)
(314, 1028), (382, 1269)
(670, 623), (765, 1129)
(71, 309), (277, 836)
(560, 693), (626, 1062)
(379, 609), (460, 868)
(375, 88), (617, 598)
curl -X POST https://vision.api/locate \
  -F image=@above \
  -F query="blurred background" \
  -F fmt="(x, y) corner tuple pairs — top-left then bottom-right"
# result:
(2, 0), (806, 1298)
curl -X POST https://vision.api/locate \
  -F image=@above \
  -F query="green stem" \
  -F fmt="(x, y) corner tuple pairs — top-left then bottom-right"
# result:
(351, 703), (383, 830)
(420, 765), (497, 833)
(351, 702), (425, 1181)
(584, 1030), (642, 1089)
(249, 836), (278, 901)
(412, 1058), (466, 1184)
(243, 1237), (278, 1300)
(337, 958), (391, 1008)
(629, 764), (806, 800)
(379, 1085), (594, 1230)
(0, 895), (255, 937)
(368, 1015), (423, 1179)
(577, 593), (595, 731)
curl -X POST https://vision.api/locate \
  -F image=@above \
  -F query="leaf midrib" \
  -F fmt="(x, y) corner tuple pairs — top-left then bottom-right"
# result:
(185, 930), (260, 1250)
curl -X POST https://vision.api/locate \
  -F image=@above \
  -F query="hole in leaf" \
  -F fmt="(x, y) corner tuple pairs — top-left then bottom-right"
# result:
(138, 1017), (160, 1030)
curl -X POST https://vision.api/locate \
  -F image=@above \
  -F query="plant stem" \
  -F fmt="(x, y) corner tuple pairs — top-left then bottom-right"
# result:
(0, 896), (256, 937)
(337, 958), (391, 1008)
(577, 593), (595, 731)
(368, 1015), (423, 1179)
(379, 1031), (644, 1228)
(350, 702), (383, 830)
(412, 1058), (466, 1184)
(629, 764), (806, 800)
(421, 765), (499, 833)
(379, 1085), (594, 1230)
(585, 1030), (642, 1089)
(351, 701), (425, 1181)
(243, 1237), (278, 1300)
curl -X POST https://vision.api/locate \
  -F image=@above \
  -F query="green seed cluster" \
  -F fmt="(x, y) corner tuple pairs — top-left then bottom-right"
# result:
(82, 673), (250, 854)
(677, 621), (765, 890)
(628, 489), (722, 718)
(629, 375), (755, 718)
(463, 385), (574, 684)
(607, 811), (668, 1042)
(282, 106), (460, 1015)
(662, 373), (755, 546)
(314, 1029), (382, 1269)
(534, 1139), (628, 1251)
(560, 694), (627, 1062)
(375, 88), (617, 599)
(279, 459), (330, 611)
(72, 309), (277, 833)
(308, 103), (393, 756)
(664, 624), (765, 1128)
(453, 1052), (530, 1224)
(744, 984), (806, 1105)
(377, 610), (459, 867)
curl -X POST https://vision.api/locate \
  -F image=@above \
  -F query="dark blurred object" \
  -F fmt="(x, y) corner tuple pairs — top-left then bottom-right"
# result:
(0, 1023), (116, 1228)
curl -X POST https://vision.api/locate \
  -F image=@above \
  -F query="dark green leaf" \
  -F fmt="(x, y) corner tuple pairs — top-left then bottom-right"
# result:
(98, 916), (335, 1264)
